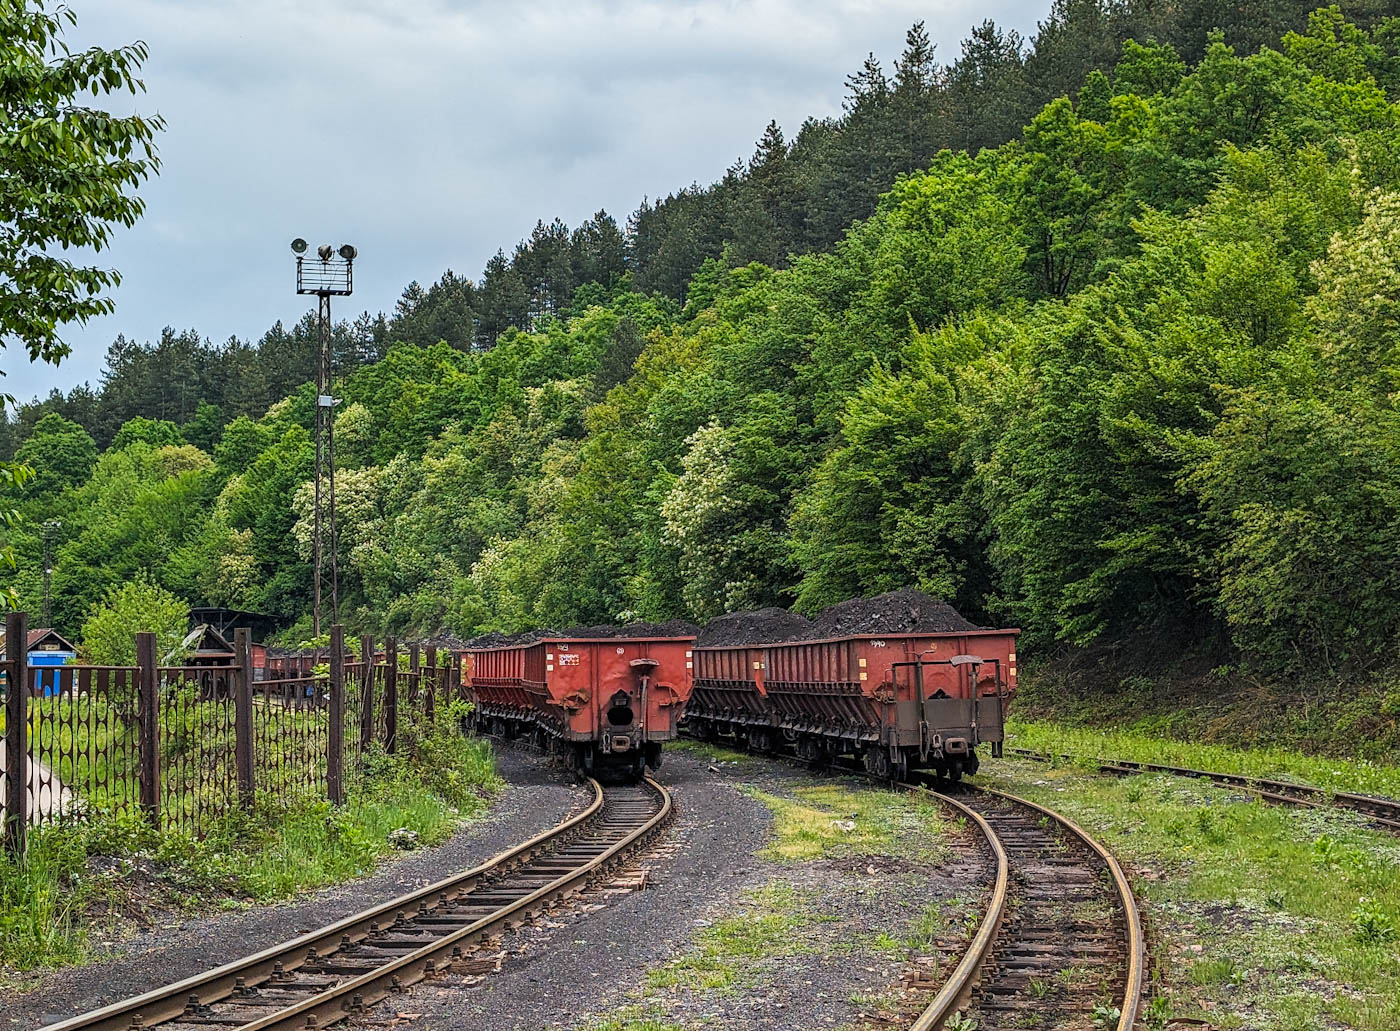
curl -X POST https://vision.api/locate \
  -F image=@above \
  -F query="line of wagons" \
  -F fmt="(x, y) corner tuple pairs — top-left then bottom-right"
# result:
(457, 618), (1019, 782)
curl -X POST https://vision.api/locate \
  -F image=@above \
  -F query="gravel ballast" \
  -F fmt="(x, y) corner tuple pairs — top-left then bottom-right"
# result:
(4, 751), (584, 1029)
(8, 746), (996, 1031)
(343, 747), (992, 1031)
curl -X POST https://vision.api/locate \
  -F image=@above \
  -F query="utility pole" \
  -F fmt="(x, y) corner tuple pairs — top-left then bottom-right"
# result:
(41, 519), (60, 627)
(292, 239), (356, 637)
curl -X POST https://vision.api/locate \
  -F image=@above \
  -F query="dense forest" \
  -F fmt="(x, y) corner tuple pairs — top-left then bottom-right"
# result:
(5, 3), (1400, 678)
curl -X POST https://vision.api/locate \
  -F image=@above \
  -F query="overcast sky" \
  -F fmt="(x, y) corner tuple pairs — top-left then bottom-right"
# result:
(10, 0), (1043, 403)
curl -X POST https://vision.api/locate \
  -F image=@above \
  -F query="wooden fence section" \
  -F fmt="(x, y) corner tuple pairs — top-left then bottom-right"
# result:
(1, 617), (465, 857)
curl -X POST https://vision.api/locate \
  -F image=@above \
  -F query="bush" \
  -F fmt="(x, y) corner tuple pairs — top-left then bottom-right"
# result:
(79, 573), (190, 666)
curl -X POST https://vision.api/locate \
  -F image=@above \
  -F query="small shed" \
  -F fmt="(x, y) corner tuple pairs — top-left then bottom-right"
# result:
(188, 607), (281, 644)
(184, 624), (236, 666)
(1, 628), (78, 696)
(180, 625), (236, 700)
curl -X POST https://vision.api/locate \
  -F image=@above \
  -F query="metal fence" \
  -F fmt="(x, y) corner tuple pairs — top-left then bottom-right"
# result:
(1, 615), (464, 857)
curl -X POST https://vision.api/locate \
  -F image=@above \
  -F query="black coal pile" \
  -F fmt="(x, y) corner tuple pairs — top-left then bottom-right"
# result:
(460, 628), (558, 649)
(696, 607), (814, 647)
(803, 589), (980, 639)
(461, 620), (697, 649)
(552, 619), (699, 640)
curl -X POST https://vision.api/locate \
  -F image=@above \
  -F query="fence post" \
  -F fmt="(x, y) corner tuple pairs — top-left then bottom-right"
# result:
(425, 646), (437, 725)
(135, 631), (160, 824)
(384, 636), (398, 753)
(409, 643), (421, 713)
(327, 626), (345, 805)
(4, 611), (28, 857)
(233, 629), (254, 807)
(359, 635), (374, 755)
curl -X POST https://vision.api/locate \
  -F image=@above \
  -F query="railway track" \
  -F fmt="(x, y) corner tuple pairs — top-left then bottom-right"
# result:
(909, 780), (1145, 1031)
(46, 777), (671, 1031)
(674, 731), (1147, 1029)
(1010, 748), (1400, 832)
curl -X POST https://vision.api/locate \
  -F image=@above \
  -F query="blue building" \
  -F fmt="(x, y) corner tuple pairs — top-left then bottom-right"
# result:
(0, 628), (78, 696)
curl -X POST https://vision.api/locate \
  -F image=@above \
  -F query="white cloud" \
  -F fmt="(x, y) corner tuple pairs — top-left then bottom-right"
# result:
(8, 0), (1042, 401)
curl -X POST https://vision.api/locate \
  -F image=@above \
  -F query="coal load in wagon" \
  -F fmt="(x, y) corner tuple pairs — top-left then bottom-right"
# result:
(460, 628), (560, 649)
(696, 607), (814, 647)
(551, 619), (699, 640)
(802, 589), (981, 640)
(463, 620), (698, 649)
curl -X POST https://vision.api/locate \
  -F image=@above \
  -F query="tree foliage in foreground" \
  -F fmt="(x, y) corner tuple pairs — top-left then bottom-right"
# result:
(0, 0), (162, 603)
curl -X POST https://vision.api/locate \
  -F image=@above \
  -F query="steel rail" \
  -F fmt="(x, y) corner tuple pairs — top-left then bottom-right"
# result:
(47, 777), (671, 1031)
(905, 786), (1008, 1031)
(1009, 748), (1400, 832)
(905, 781), (1144, 1031)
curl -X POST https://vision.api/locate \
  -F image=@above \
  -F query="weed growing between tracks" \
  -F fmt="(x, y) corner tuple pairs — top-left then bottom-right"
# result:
(744, 783), (951, 864)
(983, 758), (1400, 1031)
(0, 721), (500, 981)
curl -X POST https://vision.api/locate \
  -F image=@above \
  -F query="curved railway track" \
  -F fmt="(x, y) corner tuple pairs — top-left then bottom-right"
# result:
(675, 730), (1148, 1030)
(1010, 748), (1400, 833)
(908, 780), (1145, 1031)
(46, 777), (671, 1031)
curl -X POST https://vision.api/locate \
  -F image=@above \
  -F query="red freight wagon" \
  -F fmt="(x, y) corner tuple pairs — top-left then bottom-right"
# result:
(462, 636), (695, 779)
(687, 628), (1018, 780)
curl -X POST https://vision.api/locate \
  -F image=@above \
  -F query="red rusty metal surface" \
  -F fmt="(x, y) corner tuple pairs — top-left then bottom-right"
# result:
(690, 629), (1020, 743)
(462, 637), (696, 745)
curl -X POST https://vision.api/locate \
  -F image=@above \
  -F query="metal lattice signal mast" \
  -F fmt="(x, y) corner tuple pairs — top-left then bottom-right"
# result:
(292, 238), (356, 638)
(41, 519), (61, 627)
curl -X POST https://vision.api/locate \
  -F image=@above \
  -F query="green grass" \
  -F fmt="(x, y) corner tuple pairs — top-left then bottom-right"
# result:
(743, 782), (951, 863)
(983, 758), (1400, 1031)
(668, 736), (751, 765)
(581, 1007), (682, 1031)
(1012, 656), (1400, 764)
(644, 881), (815, 993)
(1007, 718), (1400, 799)
(1, 719), (501, 979)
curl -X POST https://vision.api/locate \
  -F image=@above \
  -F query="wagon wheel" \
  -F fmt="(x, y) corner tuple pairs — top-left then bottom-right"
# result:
(864, 745), (892, 782)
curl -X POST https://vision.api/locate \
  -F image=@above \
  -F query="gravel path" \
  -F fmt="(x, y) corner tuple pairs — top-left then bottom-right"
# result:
(6, 750), (584, 1029)
(347, 748), (992, 1031)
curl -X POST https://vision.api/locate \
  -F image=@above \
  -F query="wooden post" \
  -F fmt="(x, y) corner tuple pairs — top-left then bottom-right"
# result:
(4, 612), (28, 857)
(384, 636), (398, 753)
(409, 643), (421, 712)
(135, 632), (160, 823)
(359, 635), (374, 755)
(233, 629), (254, 806)
(327, 626), (345, 805)
(425, 647), (437, 724)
